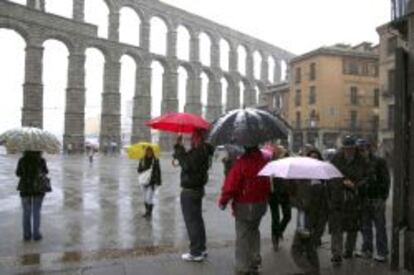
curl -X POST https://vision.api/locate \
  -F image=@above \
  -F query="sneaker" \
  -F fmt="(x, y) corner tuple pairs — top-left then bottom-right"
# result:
(202, 250), (208, 257)
(374, 255), (387, 263)
(181, 253), (204, 262)
(355, 250), (372, 259)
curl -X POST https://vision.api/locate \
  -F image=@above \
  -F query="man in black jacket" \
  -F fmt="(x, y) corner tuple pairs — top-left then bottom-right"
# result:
(173, 129), (214, 262)
(355, 139), (390, 262)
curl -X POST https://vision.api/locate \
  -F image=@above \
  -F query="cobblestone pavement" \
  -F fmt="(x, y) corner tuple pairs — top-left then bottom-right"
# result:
(0, 153), (407, 274)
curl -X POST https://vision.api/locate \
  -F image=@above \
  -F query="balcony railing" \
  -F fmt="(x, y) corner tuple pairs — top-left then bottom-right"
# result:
(392, 0), (409, 21)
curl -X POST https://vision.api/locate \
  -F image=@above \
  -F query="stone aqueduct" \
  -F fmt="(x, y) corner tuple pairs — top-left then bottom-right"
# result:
(0, 0), (294, 151)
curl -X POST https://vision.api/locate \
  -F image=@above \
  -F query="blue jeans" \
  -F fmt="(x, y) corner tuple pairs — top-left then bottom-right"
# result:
(361, 199), (388, 256)
(180, 189), (206, 256)
(21, 195), (44, 240)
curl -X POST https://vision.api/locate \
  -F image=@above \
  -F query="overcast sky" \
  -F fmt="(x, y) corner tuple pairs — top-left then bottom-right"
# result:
(0, 0), (391, 137)
(162, 0), (391, 55)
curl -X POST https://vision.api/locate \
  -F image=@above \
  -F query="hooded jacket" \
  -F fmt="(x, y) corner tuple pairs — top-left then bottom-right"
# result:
(219, 148), (270, 207)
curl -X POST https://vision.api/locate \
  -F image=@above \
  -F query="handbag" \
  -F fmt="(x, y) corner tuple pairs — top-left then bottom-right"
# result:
(138, 160), (154, 187)
(34, 173), (52, 193)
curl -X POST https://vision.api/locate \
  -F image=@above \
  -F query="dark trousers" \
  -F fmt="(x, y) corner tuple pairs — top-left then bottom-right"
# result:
(331, 230), (358, 257)
(21, 195), (44, 240)
(291, 231), (320, 275)
(361, 199), (388, 256)
(180, 189), (206, 256)
(234, 203), (267, 273)
(268, 192), (291, 239)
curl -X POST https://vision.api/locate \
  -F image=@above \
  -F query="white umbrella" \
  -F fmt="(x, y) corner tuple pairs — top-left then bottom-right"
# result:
(0, 127), (61, 154)
(258, 156), (343, 180)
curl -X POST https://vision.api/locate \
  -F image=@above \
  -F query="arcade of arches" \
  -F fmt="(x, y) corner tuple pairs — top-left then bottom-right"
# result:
(0, 0), (293, 151)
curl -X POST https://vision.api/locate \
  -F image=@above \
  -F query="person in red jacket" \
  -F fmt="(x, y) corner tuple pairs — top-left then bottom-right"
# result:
(218, 146), (271, 275)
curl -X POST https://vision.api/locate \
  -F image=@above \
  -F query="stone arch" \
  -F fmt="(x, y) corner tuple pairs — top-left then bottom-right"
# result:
(149, 15), (168, 55)
(85, 41), (111, 61)
(200, 70), (211, 118)
(221, 75), (232, 114)
(199, 31), (212, 66)
(280, 59), (288, 81)
(176, 24), (191, 61)
(256, 81), (267, 105)
(119, 3), (145, 21)
(85, 47), (106, 138)
(253, 50), (263, 80)
(119, 49), (142, 67)
(220, 37), (231, 72)
(151, 55), (169, 72)
(119, 6), (141, 46)
(41, 32), (75, 54)
(119, 54), (137, 144)
(0, 21), (30, 43)
(178, 61), (196, 78)
(42, 39), (70, 136)
(237, 44), (248, 75)
(0, 28), (26, 131)
(177, 64), (191, 112)
(268, 55), (276, 83)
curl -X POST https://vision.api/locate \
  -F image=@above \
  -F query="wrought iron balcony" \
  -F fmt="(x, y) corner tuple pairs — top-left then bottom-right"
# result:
(392, 0), (409, 20)
(391, 0), (410, 36)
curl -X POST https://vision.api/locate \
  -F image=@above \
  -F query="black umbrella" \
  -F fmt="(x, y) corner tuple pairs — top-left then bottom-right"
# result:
(208, 108), (289, 147)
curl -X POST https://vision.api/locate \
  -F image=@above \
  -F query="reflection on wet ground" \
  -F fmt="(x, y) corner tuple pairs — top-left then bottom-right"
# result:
(0, 154), (279, 268)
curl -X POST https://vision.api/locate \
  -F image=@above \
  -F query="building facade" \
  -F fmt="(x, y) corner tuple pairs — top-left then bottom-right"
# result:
(376, 24), (404, 158)
(286, 43), (380, 152)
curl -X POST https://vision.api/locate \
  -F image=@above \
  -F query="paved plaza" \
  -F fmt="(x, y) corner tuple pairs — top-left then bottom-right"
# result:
(0, 153), (407, 274)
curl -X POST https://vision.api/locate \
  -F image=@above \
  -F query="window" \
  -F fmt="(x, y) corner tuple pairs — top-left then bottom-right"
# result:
(309, 62), (316, 80)
(309, 110), (317, 128)
(349, 62), (359, 75)
(350, 86), (358, 105)
(295, 89), (301, 106)
(295, 67), (301, 84)
(296, 111), (301, 129)
(388, 70), (395, 94)
(387, 36), (398, 56)
(273, 95), (281, 109)
(309, 86), (316, 104)
(350, 110), (358, 129)
(388, 105), (394, 129)
(374, 88), (380, 107)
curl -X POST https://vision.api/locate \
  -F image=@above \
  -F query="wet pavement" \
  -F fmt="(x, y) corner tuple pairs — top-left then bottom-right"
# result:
(0, 153), (408, 274)
(0, 154), (279, 269)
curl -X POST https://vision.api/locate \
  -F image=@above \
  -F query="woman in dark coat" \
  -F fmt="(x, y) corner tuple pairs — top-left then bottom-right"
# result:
(137, 147), (161, 218)
(16, 151), (49, 241)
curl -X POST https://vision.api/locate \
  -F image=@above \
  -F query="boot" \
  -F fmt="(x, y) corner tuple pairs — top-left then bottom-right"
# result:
(142, 203), (149, 218)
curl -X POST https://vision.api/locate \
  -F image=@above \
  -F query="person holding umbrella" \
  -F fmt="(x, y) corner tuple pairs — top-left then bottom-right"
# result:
(218, 145), (271, 275)
(16, 151), (49, 241)
(137, 146), (162, 219)
(173, 129), (214, 262)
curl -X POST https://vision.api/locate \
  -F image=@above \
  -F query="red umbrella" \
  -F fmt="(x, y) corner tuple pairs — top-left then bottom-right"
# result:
(145, 112), (210, 133)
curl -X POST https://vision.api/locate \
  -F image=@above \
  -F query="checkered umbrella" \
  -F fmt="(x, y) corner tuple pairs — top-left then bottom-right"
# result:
(0, 127), (61, 154)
